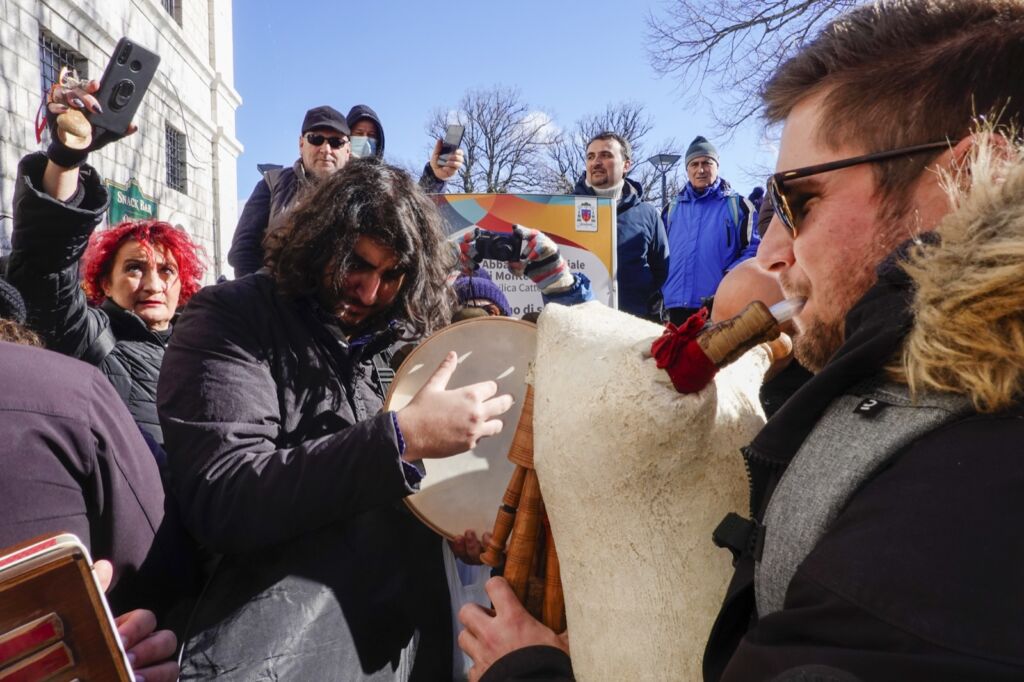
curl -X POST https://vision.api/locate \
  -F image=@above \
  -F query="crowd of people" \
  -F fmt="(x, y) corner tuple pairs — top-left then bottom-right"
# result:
(1, 0), (1023, 680)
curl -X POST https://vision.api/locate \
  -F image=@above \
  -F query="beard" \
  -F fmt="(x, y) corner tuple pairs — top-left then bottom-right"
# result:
(790, 306), (846, 373)
(780, 202), (916, 373)
(781, 261), (878, 373)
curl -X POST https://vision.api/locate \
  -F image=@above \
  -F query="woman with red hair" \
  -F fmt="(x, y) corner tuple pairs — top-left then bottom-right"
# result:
(6, 74), (205, 446)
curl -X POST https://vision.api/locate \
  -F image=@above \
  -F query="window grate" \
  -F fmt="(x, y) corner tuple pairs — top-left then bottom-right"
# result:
(162, 0), (183, 26)
(39, 32), (87, 98)
(166, 124), (188, 194)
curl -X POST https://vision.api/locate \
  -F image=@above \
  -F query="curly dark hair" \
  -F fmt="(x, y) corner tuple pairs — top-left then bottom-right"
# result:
(0, 319), (43, 347)
(263, 157), (455, 338)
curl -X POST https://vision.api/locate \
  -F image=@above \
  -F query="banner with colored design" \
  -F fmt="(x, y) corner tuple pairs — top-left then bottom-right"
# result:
(432, 193), (617, 316)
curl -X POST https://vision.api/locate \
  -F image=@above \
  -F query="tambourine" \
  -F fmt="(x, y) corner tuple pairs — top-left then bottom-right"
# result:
(384, 316), (536, 540)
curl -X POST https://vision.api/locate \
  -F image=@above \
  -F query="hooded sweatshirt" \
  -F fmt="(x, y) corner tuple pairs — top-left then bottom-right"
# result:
(346, 104), (387, 158)
(346, 104), (447, 195)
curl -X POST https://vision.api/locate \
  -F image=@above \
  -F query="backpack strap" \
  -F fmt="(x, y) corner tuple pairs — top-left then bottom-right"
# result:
(727, 194), (755, 251)
(262, 167), (285, 197)
(371, 347), (396, 400)
(755, 380), (974, 617)
(80, 327), (117, 366)
(665, 198), (677, 229)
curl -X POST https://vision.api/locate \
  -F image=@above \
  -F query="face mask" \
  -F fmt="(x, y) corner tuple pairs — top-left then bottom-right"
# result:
(350, 136), (378, 158)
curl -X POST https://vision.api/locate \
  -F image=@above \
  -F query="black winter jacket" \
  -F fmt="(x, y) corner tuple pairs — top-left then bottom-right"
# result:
(7, 153), (169, 444)
(705, 251), (1024, 681)
(158, 273), (452, 681)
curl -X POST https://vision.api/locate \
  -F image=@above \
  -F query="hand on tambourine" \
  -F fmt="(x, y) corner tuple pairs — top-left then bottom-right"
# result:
(459, 577), (569, 682)
(508, 226), (575, 295)
(396, 351), (514, 460)
(94, 560), (179, 682)
(449, 529), (492, 565)
(45, 68), (137, 168)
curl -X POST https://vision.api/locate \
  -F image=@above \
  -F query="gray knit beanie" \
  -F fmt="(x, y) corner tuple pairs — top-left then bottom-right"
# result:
(685, 136), (719, 165)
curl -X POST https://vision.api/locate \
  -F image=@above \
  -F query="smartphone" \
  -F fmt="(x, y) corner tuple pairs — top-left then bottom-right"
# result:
(439, 124), (465, 156)
(89, 38), (161, 135)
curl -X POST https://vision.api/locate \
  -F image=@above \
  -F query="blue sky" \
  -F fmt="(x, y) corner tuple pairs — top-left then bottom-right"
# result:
(232, 0), (780, 202)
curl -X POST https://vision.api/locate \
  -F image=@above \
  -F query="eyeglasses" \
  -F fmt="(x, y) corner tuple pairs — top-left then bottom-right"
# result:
(767, 140), (951, 239)
(304, 132), (348, 149)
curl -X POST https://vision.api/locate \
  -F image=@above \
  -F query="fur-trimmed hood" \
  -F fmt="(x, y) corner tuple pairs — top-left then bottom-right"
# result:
(898, 137), (1024, 412)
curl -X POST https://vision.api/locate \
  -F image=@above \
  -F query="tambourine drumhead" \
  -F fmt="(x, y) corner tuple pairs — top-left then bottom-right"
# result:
(385, 316), (536, 540)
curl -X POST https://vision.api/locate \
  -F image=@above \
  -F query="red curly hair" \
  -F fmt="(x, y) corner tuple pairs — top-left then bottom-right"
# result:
(82, 220), (206, 306)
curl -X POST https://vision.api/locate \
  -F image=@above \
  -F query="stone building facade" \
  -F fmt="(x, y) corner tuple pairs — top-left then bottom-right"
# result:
(0, 0), (242, 277)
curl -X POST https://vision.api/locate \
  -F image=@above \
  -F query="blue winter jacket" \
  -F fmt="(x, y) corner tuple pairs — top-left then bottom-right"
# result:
(573, 175), (669, 318)
(662, 178), (760, 310)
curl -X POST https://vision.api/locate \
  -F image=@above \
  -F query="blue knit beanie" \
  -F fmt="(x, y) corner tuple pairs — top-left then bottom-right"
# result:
(453, 268), (512, 317)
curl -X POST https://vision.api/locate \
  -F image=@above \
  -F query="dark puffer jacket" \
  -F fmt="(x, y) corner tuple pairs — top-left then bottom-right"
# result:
(573, 174), (669, 319)
(6, 152), (169, 444)
(158, 273), (452, 681)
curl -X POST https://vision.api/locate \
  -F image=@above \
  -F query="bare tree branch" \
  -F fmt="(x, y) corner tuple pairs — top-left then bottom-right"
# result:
(426, 87), (553, 194)
(541, 102), (658, 195)
(426, 96), (685, 204)
(645, 0), (855, 131)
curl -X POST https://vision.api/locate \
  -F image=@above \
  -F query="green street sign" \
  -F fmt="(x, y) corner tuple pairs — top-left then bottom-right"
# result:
(106, 178), (157, 225)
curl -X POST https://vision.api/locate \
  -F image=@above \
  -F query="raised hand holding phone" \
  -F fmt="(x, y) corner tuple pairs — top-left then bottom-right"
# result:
(44, 37), (158, 170)
(89, 38), (160, 136)
(440, 124), (465, 156)
(430, 123), (466, 181)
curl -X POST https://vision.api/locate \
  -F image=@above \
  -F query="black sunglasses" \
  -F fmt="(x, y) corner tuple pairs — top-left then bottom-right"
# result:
(305, 132), (348, 149)
(767, 140), (951, 239)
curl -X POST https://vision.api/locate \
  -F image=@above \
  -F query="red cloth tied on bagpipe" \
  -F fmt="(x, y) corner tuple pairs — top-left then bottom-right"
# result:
(650, 307), (718, 394)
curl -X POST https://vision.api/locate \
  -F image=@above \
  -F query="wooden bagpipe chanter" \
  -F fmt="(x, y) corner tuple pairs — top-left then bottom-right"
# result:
(385, 302), (777, 680)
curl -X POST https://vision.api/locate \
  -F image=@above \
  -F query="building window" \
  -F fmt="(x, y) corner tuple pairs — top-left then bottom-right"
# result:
(162, 0), (183, 25)
(166, 124), (188, 194)
(39, 31), (87, 98)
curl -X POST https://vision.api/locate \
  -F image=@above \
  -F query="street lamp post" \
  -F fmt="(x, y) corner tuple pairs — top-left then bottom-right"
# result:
(646, 153), (681, 212)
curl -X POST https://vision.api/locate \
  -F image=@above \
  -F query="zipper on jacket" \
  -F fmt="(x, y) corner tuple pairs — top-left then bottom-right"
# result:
(740, 444), (787, 520)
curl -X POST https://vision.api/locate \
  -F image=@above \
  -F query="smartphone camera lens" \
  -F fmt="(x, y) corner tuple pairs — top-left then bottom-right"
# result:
(130, 60), (142, 72)
(116, 44), (132, 65)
